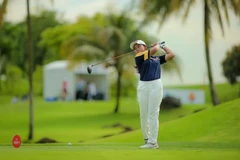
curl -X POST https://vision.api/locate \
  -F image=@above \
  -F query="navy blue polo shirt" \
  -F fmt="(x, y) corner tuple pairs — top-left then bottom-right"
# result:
(135, 50), (166, 81)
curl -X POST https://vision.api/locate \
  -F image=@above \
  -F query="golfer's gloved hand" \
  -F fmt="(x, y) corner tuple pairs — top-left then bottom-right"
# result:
(158, 41), (166, 49)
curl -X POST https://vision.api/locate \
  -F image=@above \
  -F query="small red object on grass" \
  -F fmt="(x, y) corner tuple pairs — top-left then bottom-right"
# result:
(12, 134), (21, 148)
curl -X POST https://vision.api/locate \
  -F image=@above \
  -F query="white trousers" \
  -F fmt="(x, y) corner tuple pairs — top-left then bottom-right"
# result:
(137, 79), (163, 144)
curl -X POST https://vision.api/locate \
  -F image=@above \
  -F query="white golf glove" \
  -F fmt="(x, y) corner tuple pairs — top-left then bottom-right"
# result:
(158, 41), (166, 49)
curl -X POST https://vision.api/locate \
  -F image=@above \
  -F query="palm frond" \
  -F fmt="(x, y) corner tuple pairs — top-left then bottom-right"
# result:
(69, 44), (105, 61)
(60, 35), (93, 57)
(182, 0), (196, 23)
(212, 0), (225, 36)
(103, 26), (126, 43)
(221, 0), (230, 26)
(227, 0), (240, 17)
(140, 0), (173, 25)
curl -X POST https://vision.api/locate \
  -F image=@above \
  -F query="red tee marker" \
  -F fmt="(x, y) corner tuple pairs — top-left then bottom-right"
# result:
(12, 135), (21, 148)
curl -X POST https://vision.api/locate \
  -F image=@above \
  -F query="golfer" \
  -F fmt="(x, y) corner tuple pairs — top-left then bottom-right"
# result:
(130, 40), (175, 149)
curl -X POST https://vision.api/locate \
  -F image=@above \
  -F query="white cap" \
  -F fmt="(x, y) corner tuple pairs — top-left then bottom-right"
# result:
(130, 40), (146, 50)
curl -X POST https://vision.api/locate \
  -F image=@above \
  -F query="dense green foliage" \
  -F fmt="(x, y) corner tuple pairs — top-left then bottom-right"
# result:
(222, 45), (240, 85)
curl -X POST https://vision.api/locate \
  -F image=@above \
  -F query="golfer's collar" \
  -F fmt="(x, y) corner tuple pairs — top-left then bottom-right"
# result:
(135, 50), (148, 57)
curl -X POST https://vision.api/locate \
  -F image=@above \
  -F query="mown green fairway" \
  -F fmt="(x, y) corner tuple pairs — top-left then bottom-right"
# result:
(0, 143), (239, 160)
(0, 96), (239, 160)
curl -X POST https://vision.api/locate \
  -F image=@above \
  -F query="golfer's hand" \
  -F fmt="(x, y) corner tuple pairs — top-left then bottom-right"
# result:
(158, 41), (166, 49)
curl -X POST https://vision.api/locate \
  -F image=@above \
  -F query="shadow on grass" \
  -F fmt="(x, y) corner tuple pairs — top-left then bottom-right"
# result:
(36, 137), (57, 143)
(101, 123), (134, 138)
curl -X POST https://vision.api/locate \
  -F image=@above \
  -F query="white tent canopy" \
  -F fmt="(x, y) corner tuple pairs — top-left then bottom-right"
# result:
(44, 60), (109, 101)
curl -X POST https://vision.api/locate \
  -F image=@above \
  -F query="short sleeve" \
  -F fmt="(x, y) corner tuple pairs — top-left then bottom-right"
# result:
(159, 55), (166, 65)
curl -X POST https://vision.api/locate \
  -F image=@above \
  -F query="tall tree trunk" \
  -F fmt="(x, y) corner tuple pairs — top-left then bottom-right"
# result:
(204, 0), (220, 106)
(26, 0), (34, 140)
(0, 51), (3, 91)
(114, 62), (122, 113)
(238, 79), (240, 97)
(0, 0), (8, 29)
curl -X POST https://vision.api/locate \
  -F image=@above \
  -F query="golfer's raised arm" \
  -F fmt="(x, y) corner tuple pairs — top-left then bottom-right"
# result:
(157, 41), (175, 61)
(149, 42), (160, 55)
(163, 46), (175, 61)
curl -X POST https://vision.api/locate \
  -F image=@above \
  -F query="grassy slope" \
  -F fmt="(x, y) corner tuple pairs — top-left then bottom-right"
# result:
(0, 97), (209, 143)
(86, 98), (240, 144)
(0, 98), (239, 160)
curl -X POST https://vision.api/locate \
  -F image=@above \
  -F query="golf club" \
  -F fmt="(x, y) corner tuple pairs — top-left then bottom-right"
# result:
(87, 50), (134, 74)
(87, 41), (164, 74)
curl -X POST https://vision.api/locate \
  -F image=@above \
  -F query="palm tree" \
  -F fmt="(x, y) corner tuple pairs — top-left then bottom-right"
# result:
(26, 0), (34, 141)
(63, 12), (181, 113)
(1, 0), (54, 141)
(139, 0), (240, 106)
(63, 13), (137, 113)
(26, 0), (54, 141)
(0, 0), (34, 140)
